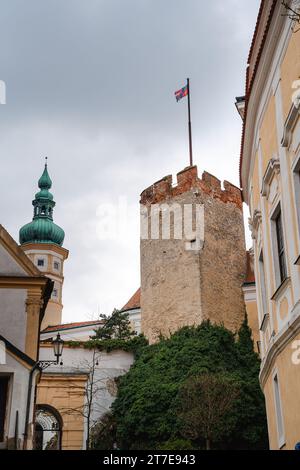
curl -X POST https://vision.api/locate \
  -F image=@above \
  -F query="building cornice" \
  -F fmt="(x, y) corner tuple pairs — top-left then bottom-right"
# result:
(281, 102), (300, 148)
(261, 157), (280, 197)
(259, 306), (300, 388)
(0, 275), (48, 289)
(249, 209), (262, 240)
(21, 242), (69, 260)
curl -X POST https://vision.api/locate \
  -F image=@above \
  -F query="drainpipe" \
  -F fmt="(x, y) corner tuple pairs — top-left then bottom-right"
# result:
(23, 362), (40, 450)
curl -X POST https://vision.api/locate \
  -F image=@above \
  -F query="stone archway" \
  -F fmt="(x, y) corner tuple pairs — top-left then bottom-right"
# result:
(33, 405), (63, 450)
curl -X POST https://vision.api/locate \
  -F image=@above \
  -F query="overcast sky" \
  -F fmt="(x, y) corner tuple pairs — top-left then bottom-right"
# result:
(0, 0), (260, 323)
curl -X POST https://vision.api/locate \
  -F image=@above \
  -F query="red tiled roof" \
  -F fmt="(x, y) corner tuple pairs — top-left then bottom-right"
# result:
(121, 288), (141, 311)
(245, 250), (255, 284)
(42, 320), (104, 333)
(239, 0), (277, 189)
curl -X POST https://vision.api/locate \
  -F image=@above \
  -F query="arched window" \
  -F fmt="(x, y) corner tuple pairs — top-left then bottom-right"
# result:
(33, 405), (63, 450)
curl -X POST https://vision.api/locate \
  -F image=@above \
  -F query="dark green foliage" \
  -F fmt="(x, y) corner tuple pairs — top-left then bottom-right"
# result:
(66, 334), (148, 358)
(90, 413), (117, 450)
(93, 309), (136, 341)
(177, 373), (241, 450)
(66, 308), (148, 358)
(111, 321), (269, 450)
(158, 439), (197, 450)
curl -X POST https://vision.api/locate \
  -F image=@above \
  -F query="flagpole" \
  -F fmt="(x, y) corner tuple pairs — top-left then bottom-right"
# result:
(187, 78), (193, 167)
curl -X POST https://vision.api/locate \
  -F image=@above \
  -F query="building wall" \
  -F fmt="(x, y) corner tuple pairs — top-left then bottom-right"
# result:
(262, 330), (300, 450)
(37, 374), (87, 450)
(0, 351), (37, 450)
(243, 284), (260, 352)
(0, 289), (27, 352)
(0, 243), (27, 276)
(241, 2), (300, 450)
(0, 225), (50, 450)
(37, 346), (134, 449)
(140, 166), (246, 343)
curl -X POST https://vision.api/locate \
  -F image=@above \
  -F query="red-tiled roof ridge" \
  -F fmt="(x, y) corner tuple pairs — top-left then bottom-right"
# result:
(239, 0), (277, 189)
(247, 0), (265, 65)
(42, 319), (104, 333)
(121, 288), (141, 311)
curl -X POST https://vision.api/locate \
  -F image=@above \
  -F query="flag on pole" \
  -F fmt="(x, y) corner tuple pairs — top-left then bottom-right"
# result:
(174, 79), (193, 166)
(175, 84), (188, 102)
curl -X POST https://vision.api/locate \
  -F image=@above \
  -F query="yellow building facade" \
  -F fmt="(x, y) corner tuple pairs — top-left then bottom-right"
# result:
(240, 0), (300, 450)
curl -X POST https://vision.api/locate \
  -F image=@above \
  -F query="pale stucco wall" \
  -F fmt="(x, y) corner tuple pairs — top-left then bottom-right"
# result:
(0, 289), (27, 352)
(0, 352), (37, 450)
(38, 346), (134, 449)
(0, 244), (27, 276)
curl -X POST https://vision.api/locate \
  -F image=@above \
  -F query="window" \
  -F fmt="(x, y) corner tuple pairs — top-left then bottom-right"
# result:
(0, 377), (9, 442)
(34, 406), (62, 450)
(52, 289), (58, 298)
(53, 261), (60, 270)
(275, 211), (287, 283)
(273, 373), (285, 447)
(37, 259), (44, 267)
(293, 158), (300, 244)
(256, 341), (261, 355)
(259, 250), (268, 316)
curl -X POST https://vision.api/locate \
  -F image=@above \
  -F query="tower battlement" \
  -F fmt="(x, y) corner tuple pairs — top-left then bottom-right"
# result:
(140, 165), (246, 344)
(140, 165), (242, 209)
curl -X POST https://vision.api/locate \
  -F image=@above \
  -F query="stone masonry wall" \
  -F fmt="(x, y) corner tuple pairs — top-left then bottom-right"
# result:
(140, 165), (246, 343)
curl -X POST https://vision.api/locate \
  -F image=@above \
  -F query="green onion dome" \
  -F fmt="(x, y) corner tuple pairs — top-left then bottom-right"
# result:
(19, 162), (65, 246)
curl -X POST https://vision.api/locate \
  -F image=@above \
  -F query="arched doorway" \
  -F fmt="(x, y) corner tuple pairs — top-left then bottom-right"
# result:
(33, 405), (62, 450)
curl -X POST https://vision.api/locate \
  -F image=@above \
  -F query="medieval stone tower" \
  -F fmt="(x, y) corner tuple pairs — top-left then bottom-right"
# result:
(140, 165), (246, 343)
(19, 162), (68, 329)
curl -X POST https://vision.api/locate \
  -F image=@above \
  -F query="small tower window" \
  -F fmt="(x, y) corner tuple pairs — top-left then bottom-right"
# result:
(37, 259), (44, 267)
(54, 261), (60, 270)
(52, 288), (58, 298)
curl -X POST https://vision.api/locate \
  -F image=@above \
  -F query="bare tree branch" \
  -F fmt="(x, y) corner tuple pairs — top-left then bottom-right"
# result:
(282, 1), (300, 32)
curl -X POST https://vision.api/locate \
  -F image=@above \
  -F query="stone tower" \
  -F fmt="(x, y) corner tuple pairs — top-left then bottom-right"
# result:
(19, 162), (68, 329)
(140, 165), (246, 343)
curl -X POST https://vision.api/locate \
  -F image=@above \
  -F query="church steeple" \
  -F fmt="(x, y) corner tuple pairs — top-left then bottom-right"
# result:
(19, 160), (65, 246)
(38, 158), (52, 187)
(19, 159), (69, 328)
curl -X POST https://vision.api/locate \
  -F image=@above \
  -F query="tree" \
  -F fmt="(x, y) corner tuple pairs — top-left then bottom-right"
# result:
(93, 309), (136, 341)
(111, 321), (269, 450)
(177, 373), (240, 450)
(90, 412), (117, 450)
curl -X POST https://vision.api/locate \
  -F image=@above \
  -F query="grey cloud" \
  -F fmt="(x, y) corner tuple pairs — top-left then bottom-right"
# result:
(0, 0), (259, 321)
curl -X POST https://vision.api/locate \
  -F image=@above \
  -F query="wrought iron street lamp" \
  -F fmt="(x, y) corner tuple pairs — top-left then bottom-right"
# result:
(52, 332), (64, 364)
(38, 333), (64, 370)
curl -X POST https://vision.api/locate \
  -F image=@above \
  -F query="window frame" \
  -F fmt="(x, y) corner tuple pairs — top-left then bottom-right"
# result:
(270, 203), (288, 288)
(272, 370), (285, 449)
(53, 261), (60, 271)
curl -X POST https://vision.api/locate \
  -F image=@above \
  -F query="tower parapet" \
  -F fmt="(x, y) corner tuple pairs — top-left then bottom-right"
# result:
(140, 165), (242, 209)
